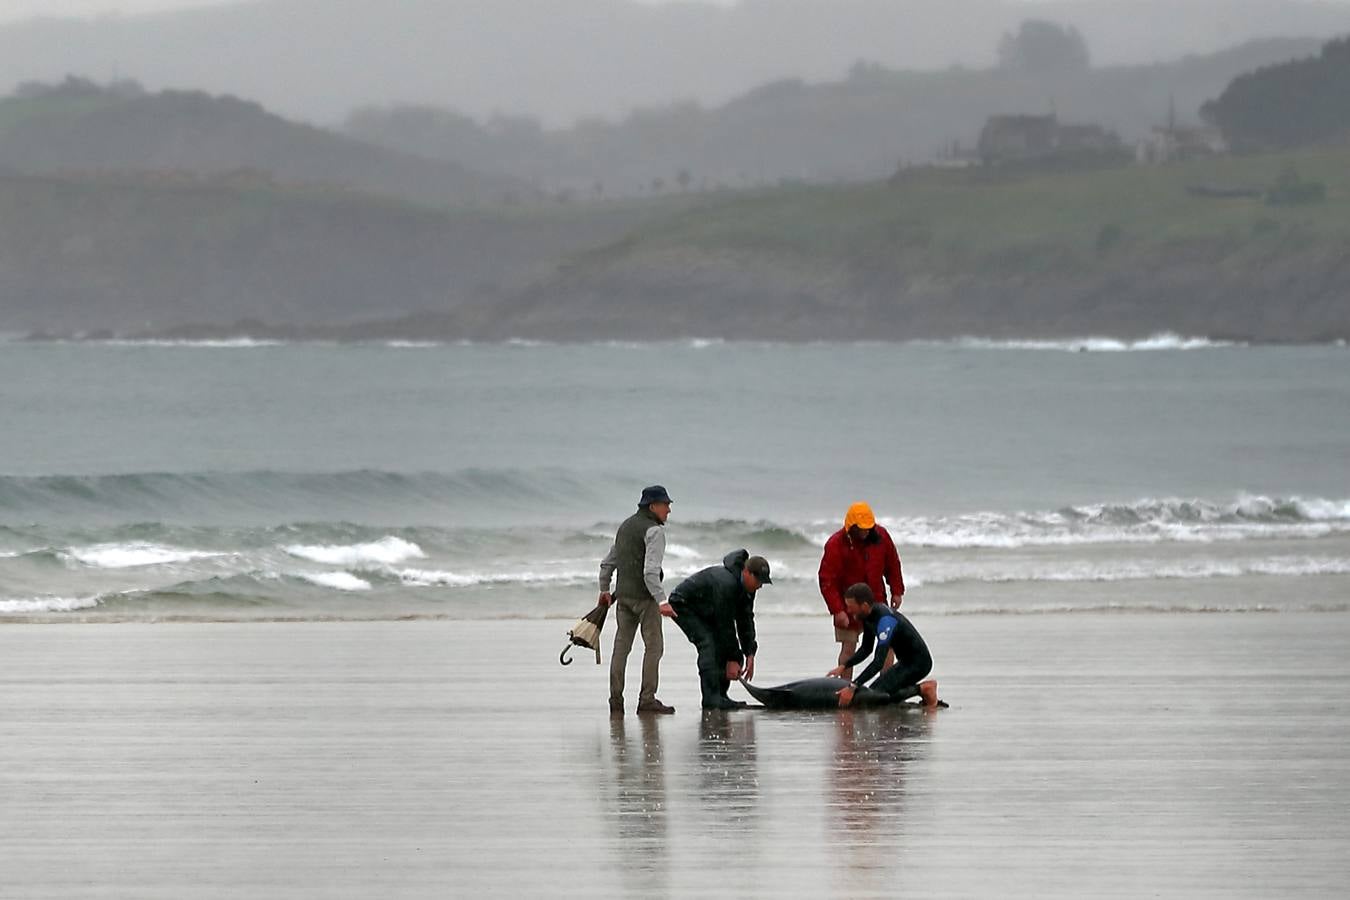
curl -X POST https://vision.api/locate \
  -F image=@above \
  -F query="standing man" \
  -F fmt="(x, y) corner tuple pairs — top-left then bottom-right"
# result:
(599, 485), (676, 715)
(818, 501), (905, 679)
(668, 550), (771, 710)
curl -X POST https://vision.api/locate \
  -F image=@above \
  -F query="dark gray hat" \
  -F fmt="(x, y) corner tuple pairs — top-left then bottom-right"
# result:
(639, 485), (673, 506)
(746, 555), (772, 585)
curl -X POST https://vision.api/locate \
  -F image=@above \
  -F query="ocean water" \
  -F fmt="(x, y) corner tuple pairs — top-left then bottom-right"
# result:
(1, 337), (1347, 621)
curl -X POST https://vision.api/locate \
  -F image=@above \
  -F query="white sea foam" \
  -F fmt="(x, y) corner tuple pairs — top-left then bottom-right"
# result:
(392, 567), (595, 587)
(106, 338), (283, 348)
(299, 572), (372, 591)
(877, 495), (1350, 549)
(1292, 497), (1350, 521)
(0, 595), (103, 614)
(393, 568), (482, 587)
(284, 537), (425, 566)
(908, 555), (1350, 587)
(665, 543), (702, 559)
(948, 333), (1238, 353)
(391, 558), (802, 588)
(68, 542), (225, 569)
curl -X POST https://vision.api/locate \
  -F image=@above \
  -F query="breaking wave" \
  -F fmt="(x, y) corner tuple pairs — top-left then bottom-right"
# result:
(298, 572), (372, 592)
(0, 595), (103, 614)
(945, 333), (1239, 352)
(880, 495), (1350, 549)
(284, 536), (425, 566)
(67, 542), (227, 569)
(909, 555), (1350, 587)
(0, 468), (608, 522)
(4, 492), (1348, 621)
(659, 496), (1350, 550)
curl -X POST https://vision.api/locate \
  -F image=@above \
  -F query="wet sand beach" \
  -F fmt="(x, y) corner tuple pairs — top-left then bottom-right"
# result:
(3, 612), (1349, 899)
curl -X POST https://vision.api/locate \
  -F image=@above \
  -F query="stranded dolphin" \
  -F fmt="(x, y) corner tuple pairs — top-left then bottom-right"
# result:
(740, 676), (912, 710)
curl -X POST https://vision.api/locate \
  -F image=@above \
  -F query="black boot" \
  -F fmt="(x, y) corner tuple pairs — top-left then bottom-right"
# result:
(700, 667), (737, 709)
(718, 676), (747, 708)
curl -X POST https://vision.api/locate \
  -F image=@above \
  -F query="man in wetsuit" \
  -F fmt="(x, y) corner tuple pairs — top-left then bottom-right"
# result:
(827, 583), (939, 709)
(668, 550), (771, 711)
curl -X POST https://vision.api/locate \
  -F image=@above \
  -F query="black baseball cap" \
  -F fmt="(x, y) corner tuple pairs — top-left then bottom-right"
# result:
(746, 555), (772, 585)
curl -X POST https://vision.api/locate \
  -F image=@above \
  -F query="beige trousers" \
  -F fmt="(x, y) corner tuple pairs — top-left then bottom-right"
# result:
(609, 595), (664, 704)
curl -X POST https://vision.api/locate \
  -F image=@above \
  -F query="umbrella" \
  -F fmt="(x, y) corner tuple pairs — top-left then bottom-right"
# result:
(560, 600), (610, 665)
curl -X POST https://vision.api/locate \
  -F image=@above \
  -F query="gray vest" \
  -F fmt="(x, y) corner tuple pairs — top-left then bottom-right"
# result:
(615, 507), (662, 601)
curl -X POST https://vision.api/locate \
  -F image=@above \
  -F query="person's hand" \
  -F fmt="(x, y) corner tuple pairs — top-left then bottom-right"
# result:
(743, 656), (755, 682)
(659, 602), (677, 619)
(826, 665), (845, 678)
(836, 685), (855, 708)
(725, 660), (742, 681)
(833, 611), (850, 630)
(890, 594), (903, 609)
(599, 592), (612, 608)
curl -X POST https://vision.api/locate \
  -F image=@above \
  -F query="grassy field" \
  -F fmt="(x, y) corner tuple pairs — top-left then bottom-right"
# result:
(590, 144), (1350, 276)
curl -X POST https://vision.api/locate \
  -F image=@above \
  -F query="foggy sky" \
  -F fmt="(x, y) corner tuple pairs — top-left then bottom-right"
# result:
(2, 0), (1348, 124)
(11, 0), (1347, 24)
(4, 0), (725, 23)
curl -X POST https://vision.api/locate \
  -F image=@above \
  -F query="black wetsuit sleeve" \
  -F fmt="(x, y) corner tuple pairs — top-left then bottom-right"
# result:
(853, 614), (898, 687)
(843, 627), (874, 670)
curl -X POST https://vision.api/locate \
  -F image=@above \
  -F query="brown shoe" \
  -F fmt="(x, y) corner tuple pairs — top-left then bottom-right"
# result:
(918, 679), (939, 708)
(636, 698), (675, 715)
(609, 697), (623, 716)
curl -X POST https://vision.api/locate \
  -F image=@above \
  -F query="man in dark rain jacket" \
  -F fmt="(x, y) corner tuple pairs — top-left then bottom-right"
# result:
(668, 550), (771, 710)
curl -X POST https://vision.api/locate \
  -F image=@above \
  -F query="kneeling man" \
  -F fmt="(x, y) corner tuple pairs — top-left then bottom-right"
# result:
(828, 583), (939, 709)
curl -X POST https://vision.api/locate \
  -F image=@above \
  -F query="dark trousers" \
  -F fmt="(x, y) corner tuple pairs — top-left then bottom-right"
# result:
(672, 612), (730, 707)
(871, 649), (933, 700)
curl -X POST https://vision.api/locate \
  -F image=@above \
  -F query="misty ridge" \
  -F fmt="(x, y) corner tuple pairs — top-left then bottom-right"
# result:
(3, 0), (1350, 125)
(0, 0), (1348, 343)
(345, 34), (1325, 196)
(0, 78), (531, 208)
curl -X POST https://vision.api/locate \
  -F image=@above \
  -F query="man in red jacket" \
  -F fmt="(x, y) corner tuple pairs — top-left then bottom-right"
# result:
(818, 501), (905, 679)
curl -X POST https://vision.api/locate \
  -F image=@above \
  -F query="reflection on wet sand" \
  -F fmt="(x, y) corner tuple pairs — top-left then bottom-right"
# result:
(694, 711), (764, 879)
(602, 715), (669, 895)
(696, 712), (760, 823)
(828, 707), (935, 887)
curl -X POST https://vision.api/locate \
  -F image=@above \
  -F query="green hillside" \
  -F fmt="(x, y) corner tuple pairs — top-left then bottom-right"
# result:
(0, 79), (526, 209)
(484, 147), (1350, 342)
(0, 171), (692, 336)
(611, 147), (1350, 268)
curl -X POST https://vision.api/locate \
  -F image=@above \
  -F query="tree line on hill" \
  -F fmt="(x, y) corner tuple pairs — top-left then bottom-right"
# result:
(1202, 37), (1350, 150)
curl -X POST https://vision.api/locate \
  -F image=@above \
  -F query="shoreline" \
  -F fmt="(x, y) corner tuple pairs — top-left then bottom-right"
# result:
(12, 330), (1349, 348)
(2, 601), (1345, 626)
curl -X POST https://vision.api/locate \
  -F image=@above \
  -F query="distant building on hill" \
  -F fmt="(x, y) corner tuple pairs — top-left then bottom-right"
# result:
(1135, 125), (1228, 164)
(1135, 100), (1228, 164)
(977, 114), (1126, 166)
